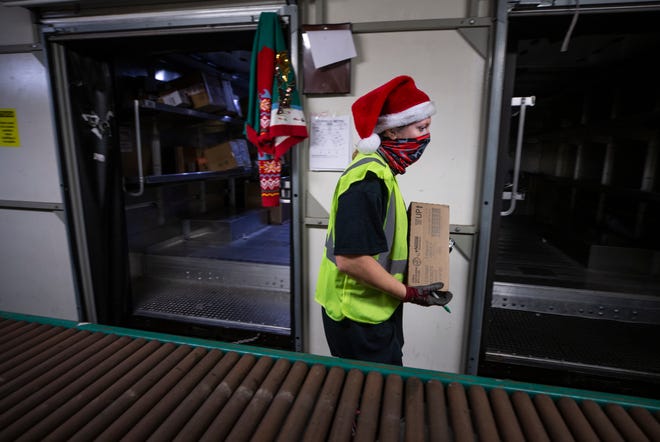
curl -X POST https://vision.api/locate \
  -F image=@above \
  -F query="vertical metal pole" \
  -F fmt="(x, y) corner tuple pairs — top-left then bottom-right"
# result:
(571, 143), (583, 209)
(200, 182), (207, 213)
(128, 99), (144, 197)
(501, 97), (533, 217)
(466, 0), (508, 375)
(49, 42), (98, 322)
(641, 137), (658, 193)
(555, 142), (567, 177)
(157, 188), (165, 225)
(151, 120), (162, 176)
(596, 140), (615, 223)
(283, 3), (304, 352)
(601, 141), (615, 186)
(636, 136), (658, 238)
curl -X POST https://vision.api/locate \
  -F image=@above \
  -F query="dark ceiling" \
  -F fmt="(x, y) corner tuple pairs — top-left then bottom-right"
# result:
(509, 9), (660, 96)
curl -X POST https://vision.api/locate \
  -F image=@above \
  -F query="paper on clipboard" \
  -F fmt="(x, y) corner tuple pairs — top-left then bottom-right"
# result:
(306, 30), (357, 68)
(309, 114), (351, 171)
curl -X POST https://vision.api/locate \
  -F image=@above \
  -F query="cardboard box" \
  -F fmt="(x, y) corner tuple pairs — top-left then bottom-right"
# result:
(188, 75), (237, 114)
(162, 71), (237, 114)
(175, 146), (198, 173)
(159, 89), (191, 107)
(198, 143), (238, 172)
(407, 202), (450, 289)
(228, 139), (251, 168)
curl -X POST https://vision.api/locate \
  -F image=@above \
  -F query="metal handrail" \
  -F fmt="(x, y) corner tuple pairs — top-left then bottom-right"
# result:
(126, 99), (145, 196)
(501, 96), (535, 216)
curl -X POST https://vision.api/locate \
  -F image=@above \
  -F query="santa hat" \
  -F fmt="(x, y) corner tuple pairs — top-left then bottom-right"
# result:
(352, 75), (436, 153)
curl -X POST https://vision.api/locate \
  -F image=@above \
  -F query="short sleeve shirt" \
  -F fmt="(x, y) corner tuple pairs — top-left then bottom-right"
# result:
(334, 171), (389, 256)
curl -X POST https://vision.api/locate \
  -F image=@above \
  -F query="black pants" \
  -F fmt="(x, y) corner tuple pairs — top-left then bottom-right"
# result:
(321, 304), (404, 366)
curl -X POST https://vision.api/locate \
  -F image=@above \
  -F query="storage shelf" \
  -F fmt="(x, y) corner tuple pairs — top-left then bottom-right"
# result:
(530, 110), (660, 144)
(123, 98), (252, 188)
(532, 173), (660, 202)
(138, 99), (243, 126)
(126, 167), (252, 186)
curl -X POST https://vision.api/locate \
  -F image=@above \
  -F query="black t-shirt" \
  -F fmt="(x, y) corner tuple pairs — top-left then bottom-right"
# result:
(334, 171), (389, 256)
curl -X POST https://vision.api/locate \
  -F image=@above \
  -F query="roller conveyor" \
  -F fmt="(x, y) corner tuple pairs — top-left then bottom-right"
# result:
(1, 311), (659, 441)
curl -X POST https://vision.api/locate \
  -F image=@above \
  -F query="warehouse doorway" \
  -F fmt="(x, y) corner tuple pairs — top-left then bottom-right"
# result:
(478, 4), (660, 398)
(44, 4), (303, 351)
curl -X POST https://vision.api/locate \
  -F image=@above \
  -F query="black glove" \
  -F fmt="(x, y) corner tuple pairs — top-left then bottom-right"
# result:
(404, 282), (453, 308)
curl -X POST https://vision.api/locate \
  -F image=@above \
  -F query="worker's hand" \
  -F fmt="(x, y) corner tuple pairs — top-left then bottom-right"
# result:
(404, 283), (453, 307)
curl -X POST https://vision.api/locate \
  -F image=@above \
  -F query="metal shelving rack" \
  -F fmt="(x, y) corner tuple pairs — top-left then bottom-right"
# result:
(125, 99), (249, 196)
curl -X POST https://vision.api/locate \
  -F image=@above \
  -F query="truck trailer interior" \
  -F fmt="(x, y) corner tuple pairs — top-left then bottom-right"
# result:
(2, 2), (660, 439)
(46, 15), (298, 350)
(479, 6), (660, 399)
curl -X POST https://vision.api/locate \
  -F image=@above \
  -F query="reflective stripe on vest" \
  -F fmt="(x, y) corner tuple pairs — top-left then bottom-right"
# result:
(323, 156), (407, 275)
(315, 153), (408, 324)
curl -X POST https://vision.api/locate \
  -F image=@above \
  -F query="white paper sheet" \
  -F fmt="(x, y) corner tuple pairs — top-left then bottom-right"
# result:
(309, 115), (351, 171)
(306, 30), (357, 68)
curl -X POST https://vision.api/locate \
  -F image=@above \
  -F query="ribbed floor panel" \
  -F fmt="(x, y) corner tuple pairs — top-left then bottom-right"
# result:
(484, 308), (660, 380)
(132, 277), (290, 335)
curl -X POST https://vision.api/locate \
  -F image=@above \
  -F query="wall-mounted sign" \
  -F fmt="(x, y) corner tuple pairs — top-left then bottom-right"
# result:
(0, 108), (20, 147)
(309, 114), (351, 171)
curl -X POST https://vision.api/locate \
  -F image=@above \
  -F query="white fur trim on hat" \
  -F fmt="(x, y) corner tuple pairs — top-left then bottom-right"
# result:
(357, 133), (381, 153)
(373, 101), (436, 134)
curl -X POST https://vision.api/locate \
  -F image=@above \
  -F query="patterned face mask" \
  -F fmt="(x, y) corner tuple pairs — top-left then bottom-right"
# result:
(377, 133), (431, 175)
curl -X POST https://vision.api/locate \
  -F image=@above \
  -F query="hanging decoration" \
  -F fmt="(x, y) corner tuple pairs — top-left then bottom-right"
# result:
(245, 12), (309, 207)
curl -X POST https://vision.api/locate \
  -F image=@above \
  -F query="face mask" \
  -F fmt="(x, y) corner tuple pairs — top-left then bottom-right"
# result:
(378, 134), (431, 175)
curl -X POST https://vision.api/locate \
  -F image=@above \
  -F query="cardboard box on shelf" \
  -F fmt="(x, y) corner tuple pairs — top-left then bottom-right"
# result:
(175, 146), (198, 173)
(228, 139), (251, 168)
(160, 71), (237, 114)
(159, 89), (191, 107)
(407, 202), (450, 290)
(197, 143), (238, 172)
(188, 74), (237, 114)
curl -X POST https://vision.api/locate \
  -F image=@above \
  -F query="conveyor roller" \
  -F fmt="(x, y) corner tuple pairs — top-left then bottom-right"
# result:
(1, 313), (659, 441)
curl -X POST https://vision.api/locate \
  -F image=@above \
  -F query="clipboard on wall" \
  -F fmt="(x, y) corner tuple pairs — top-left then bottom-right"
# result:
(302, 23), (352, 94)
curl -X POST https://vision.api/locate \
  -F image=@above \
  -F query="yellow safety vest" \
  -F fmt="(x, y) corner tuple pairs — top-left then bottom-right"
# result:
(315, 153), (409, 324)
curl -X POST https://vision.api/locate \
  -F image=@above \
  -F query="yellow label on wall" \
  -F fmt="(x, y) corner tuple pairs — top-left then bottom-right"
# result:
(0, 108), (21, 147)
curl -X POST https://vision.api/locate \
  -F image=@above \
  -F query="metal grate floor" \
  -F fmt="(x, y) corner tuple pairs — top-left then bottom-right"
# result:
(484, 308), (660, 380)
(132, 277), (290, 335)
(130, 221), (292, 336)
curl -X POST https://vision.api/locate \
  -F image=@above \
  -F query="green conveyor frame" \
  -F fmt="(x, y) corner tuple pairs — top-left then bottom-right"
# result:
(2, 310), (658, 412)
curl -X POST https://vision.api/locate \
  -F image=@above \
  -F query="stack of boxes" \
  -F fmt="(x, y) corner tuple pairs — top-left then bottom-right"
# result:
(158, 70), (241, 115)
(158, 70), (249, 174)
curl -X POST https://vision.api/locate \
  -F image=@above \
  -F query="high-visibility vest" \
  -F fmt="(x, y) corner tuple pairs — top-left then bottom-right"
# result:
(315, 153), (409, 324)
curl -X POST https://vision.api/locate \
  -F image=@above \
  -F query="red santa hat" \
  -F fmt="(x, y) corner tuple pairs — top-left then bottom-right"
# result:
(352, 75), (436, 153)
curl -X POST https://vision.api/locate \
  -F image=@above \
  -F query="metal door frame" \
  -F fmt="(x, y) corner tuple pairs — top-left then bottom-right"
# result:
(467, 0), (660, 375)
(40, 2), (305, 351)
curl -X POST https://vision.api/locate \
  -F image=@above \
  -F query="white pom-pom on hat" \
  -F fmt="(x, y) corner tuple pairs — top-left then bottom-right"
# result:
(352, 75), (436, 154)
(356, 133), (381, 153)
